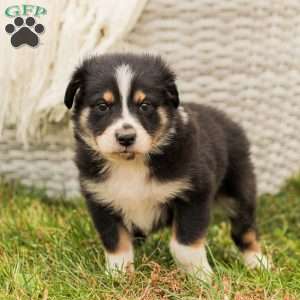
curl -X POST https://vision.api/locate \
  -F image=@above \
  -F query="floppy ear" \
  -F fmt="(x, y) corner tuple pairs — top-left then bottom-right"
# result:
(165, 81), (180, 108)
(64, 68), (84, 109)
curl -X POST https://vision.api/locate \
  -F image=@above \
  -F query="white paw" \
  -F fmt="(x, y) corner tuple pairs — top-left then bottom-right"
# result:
(243, 251), (271, 270)
(190, 261), (213, 283)
(105, 249), (134, 275)
(170, 238), (213, 283)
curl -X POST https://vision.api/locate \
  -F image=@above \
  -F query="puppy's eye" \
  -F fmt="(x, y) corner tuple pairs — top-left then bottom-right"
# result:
(97, 102), (109, 113)
(139, 102), (153, 113)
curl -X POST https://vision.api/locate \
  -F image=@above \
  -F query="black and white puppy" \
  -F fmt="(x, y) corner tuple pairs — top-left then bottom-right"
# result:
(64, 53), (269, 280)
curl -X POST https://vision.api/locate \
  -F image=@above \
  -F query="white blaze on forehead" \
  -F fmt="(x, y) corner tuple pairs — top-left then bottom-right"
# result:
(94, 63), (152, 155)
(115, 64), (134, 118)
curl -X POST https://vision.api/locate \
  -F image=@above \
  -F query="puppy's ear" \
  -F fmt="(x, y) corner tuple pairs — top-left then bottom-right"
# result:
(165, 81), (180, 108)
(64, 67), (84, 109)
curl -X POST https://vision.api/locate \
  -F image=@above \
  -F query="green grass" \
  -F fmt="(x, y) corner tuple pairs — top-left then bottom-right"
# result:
(0, 176), (300, 300)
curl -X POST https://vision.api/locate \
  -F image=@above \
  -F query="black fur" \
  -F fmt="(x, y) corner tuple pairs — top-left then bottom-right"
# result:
(65, 53), (259, 257)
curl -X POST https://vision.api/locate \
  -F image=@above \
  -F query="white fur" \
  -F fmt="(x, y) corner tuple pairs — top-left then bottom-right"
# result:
(77, 107), (150, 156)
(178, 106), (189, 124)
(115, 64), (134, 119)
(96, 117), (152, 156)
(243, 251), (270, 270)
(169, 237), (213, 282)
(94, 64), (153, 155)
(105, 247), (134, 273)
(83, 159), (191, 234)
(81, 66), (174, 156)
(150, 108), (176, 154)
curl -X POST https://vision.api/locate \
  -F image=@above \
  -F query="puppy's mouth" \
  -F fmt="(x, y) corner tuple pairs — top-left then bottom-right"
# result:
(113, 147), (137, 160)
(120, 148), (136, 160)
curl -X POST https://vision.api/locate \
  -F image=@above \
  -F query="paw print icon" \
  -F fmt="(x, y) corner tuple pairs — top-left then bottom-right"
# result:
(5, 16), (45, 48)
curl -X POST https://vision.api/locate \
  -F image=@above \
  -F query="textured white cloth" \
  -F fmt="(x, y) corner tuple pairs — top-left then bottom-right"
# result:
(123, 0), (300, 194)
(0, 0), (147, 143)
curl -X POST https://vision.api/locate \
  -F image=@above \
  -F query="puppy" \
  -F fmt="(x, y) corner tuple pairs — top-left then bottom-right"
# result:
(64, 53), (269, 280)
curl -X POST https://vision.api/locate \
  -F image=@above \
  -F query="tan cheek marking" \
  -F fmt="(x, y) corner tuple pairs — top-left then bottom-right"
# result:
(103, 90), (114, 104)
(108, 225), (132, 254)
(133, 90), (146, 104)
(151, 107), (169, 146)
(242, 230), (261, 252)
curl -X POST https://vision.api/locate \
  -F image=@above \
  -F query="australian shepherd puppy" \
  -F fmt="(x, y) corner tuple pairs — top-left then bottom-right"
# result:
(64, 53), (269, 281)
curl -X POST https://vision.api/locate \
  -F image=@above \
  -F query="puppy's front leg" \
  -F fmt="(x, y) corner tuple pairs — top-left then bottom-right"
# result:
(170, 190), (213, 282)
(85, 197), (134, 273)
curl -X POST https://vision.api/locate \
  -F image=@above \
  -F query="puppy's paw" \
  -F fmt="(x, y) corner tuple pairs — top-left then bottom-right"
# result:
(105, 250), (134, 275)
(190, 262), (213, 283)
(170, 238), (213, 283)
(243, 251), (271, 270)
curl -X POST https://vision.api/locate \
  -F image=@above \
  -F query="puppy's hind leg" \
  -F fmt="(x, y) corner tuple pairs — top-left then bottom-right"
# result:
(224, 160), (270, 270)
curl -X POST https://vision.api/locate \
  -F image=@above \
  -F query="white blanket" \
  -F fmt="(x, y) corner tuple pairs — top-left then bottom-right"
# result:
(0, 0), (147, 143)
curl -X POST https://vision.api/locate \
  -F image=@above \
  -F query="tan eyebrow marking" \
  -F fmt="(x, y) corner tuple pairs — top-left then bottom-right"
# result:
(133, 90), (146, 104)
(102, 90), (114, 103)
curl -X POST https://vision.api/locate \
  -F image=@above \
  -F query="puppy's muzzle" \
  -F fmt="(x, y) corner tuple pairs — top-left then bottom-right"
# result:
(115, 125), (137, 147)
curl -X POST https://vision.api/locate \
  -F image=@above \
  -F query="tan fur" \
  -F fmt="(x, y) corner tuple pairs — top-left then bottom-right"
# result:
(242, 230), (261, 252)
(108, 226), (132, 254)
(103, 90), (114, 103)
(104, 225), (134, 273)
(133, 90), (146, 104)
(191, 237), (205, 249)
(79, 91), (172, 158)
(151, 107), (175, 152)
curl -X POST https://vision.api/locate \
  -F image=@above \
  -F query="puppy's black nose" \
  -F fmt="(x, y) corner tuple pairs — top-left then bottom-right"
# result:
(115, 131), (136, 147)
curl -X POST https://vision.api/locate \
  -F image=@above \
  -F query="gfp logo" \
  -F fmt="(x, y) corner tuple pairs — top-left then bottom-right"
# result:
(4, 4), (47, 48)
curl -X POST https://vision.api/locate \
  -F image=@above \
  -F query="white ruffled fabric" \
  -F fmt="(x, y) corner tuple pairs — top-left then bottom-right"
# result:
(0, 0), (147, 143)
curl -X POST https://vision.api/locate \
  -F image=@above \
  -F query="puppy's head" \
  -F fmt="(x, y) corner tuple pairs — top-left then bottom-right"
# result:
(64, 54), (179, 160)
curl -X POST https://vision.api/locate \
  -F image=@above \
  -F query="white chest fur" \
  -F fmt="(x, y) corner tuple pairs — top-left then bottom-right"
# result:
(83, 159), (190, 234)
